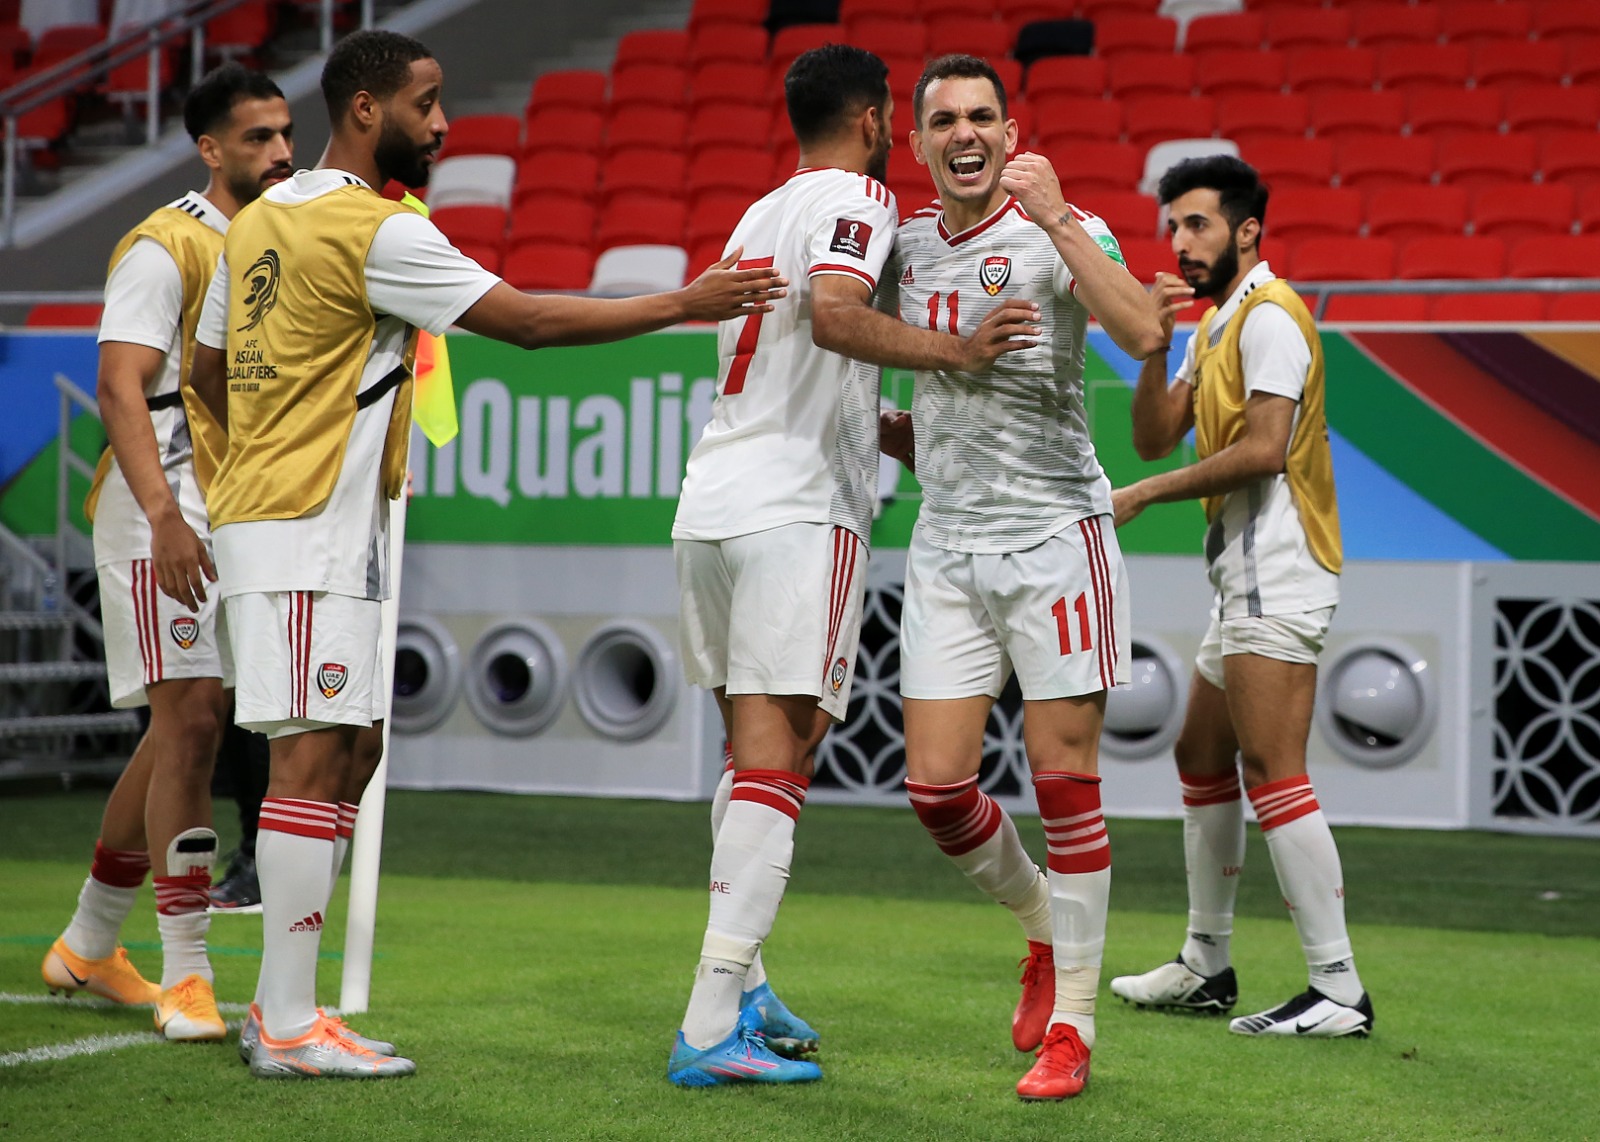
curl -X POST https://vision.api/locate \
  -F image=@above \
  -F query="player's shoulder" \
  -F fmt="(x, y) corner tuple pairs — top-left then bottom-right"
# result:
(802, 167), (896, 213)
(898, 203), (942, 235)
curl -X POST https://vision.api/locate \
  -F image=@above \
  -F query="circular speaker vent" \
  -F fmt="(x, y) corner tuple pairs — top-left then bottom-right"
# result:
(1102, 637), (1186, 760)
(572, 621), (677, 742)
(390, 616), (462, 735)
(1315, 639), (1436, 769)
(464, 620), (568, 737)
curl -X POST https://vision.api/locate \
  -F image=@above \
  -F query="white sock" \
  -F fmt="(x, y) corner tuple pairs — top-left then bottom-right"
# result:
(256, 799), (338, 1041)
(1250, 775), (1365, 1006)
(682, 771), (807, 1049)
(62, 879), (139, 961)
(155, 911), (211, 987)
(1179, 772), (1246, 977)
(1035, 771), (1111, 1050)
(709, 760), (768, 994)
(153, 827), (217, 988)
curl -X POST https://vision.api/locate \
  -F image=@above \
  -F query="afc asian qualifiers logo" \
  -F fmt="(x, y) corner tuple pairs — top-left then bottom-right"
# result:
(979, 255), (1011, 296)
(829, 218), (873, 259)
(169, 617), (198, 649)
(318, 663), (348, 699)
(830, 656), (849, 693)
(236, 248), (280, 332)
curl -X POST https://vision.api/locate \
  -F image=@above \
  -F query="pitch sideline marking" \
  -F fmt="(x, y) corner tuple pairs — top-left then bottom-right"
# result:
(0, 994), (253, 1068)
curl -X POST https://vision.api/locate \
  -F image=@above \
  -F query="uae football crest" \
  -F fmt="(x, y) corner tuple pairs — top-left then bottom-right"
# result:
(830, 656), (849, 693)
(318, 662), (348, 699)
(979, 255), (1011, 296)
(169, 617), (198, 649)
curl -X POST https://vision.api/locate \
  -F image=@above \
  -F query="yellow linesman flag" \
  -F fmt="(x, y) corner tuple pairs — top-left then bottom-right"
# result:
(400, 191), (459, 447)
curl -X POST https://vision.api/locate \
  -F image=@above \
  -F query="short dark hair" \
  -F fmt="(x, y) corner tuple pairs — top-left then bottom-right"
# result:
(784, 44), (889, 146)
(1156, 154), (1269, 232)
(321, 29), (433, 121)
(913, 54), (1008, 126)
(182, 63), (284, 142)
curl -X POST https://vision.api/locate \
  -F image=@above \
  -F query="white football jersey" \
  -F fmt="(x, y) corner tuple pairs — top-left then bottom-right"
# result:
(886, 196), (1122, 554)
(673, 167), (898, 543)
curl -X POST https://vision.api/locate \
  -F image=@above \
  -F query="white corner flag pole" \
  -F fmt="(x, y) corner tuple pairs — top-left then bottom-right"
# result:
(339, 483), (407, 1015)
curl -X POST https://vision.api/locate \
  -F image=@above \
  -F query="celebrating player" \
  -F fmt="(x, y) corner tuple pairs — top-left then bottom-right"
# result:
(877, 55), (1166, 1101)
(667, 45), (1043, 1087)
(1108, 156), (1373, 1038)
(42, 65), (293, 1043)
(186, 29), (785, 1080)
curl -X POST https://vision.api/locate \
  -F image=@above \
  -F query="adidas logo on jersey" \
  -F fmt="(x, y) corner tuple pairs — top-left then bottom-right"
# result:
(900, 264), (915, 285)
(289, 911), (324, 933)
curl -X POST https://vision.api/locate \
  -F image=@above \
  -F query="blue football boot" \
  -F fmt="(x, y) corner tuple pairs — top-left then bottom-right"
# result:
(668, 1006), (822, 1087)
(740, 980), (820, 1058)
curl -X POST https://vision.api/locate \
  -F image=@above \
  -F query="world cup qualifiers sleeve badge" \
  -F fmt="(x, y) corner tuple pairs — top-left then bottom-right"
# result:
(980, 255), (1011, 296)
(829, 219), (873, 259)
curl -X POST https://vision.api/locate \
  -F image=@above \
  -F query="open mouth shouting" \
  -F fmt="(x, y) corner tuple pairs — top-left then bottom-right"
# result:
(948, 151), (988, 187)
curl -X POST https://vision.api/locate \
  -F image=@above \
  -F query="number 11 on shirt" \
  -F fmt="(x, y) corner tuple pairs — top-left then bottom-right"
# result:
(723, 256), (776, 395)
(926, 290), (959, 334)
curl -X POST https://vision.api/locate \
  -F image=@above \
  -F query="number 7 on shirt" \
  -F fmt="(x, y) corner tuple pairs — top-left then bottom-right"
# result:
(723, 256), (776, 396)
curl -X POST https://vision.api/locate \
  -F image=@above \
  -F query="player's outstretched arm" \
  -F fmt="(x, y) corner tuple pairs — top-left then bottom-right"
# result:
(1130, 272), (1200, 461)
(101, 341), (217, 612)
(1114, 391), (1294, 526)
(812, 274), (1039, 373)
(1000, 152), (1167, 361)
(455, 249), (786, 350)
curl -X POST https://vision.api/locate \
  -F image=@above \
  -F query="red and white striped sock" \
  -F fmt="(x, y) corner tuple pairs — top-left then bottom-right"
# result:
(1179, 771), (1245, 977)
(683, 769), (808, 1049)
(709, 748), (770, 992)
(1250, 775), (1364, 1006)
(154, 873), (213, 987)
(906, 776), (1051, 943)
(1035, 770), (1111, 1050)
(330, 801), (359, 888)
(62, 842), (150, 960)
(257, 798), (337, 1041)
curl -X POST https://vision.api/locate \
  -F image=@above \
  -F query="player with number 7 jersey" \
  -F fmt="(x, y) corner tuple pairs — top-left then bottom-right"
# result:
(876, 55), (1166, 1102)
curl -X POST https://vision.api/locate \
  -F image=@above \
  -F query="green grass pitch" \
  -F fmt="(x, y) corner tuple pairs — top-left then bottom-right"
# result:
(1, 789), (1596, 1141)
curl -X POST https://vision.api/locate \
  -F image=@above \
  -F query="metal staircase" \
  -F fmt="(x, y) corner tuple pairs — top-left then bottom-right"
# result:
(0, 376), (140, 783)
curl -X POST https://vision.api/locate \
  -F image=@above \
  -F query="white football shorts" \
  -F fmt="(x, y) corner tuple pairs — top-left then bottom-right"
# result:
(900, 514), (1131, 702)
(226, 590), (386, 738)
(676, 521), (868, 722)
(1195, 604), (1336, 689)
(97, 557), (232, 708)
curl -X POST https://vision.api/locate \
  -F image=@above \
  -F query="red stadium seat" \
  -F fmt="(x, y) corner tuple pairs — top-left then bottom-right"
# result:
(1437, 132), (1537, 190)
(527, 70), (607, 114)
(1505, 83), (1600, 135)
(33, 24), (102, 69)
(1509, 234), (1600, 277)
(927, 0), (996, 18)
(927, 17), (1013, 59)
(1546, 293), (1600, 321)
(205, 0), (276, 56)
(771, 24), (842, 70)
(1397, 236), (1507, 280)
(609, 65), (689, 108)
(455, 242), (503, 275)
(771, 141), (800, 181)
(1308, 90), (1403, 138)
(1534, 0), (1600, 40)
(1579, 185), (1600, 233)
(1095, 15), (1177, 58)
(1108, 52), (1195, 100)
(1245, 137), (1334, 187)
(1377, 44), (1471, 92)
(515, 156), (600, 205)
(1366, 185), (1469, 238)
(686, 105), (770, 150)
(1027, 57), (1108, 99)
(1407, 86), (1503, 137)
(1286, 47), (1377, 94)
(1269, 187), (1362, 243)
(1292, 237), (1397, 280)
(1350, 2), (1439, 48)
(524, 109), (605, 155)
(1443, 2), (1533, 44)
(105, 47), (176, 103)
(997, 0), (1076, 37)
(1033, 96), (1123, 144)
(1009, 98), (1037, 146)
(25, 303), (102, 327)
(1565, 38), (1600, 85)
(1430, 292), (1546, 321)
(689, 62), (768, 112)
(601, 148), (688, 200)
(1083, 0), (1160, 17)
(1264, 7), (1351, 51)
(685, 193), (754, 247)
(1184, 12), (1264, 52)
(430, 206), (508, 248)
(606, 107), (687, 152)
(596, 197), (689, 252)
(1538, 131), (1600, 187)
(508, 200), (599, 249)
(689, 25), (769, 68)
(1195, 50), (1286, 98)
(690, 0), (766, 31)
(1116, 236), (1179, 282)
(1081, 190), (1159, 239)
(441, 115), (520, 159)
(687, 146), (774, 197)
(502, 244), (595, 291)
(1044, 140), (1141, 192)
(842, 17), (928, 59)
(839, 0), (918, 20)
(1322, 293), (1429, 321)
(1124, 95), (1216, 147)
(1472, 182), (1576, 241)
(1474, 40), (1565, 88)
(1336, 134), (1435, 190)
(1216, 92), (1309, 144)
(614, 29), (690, 73)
